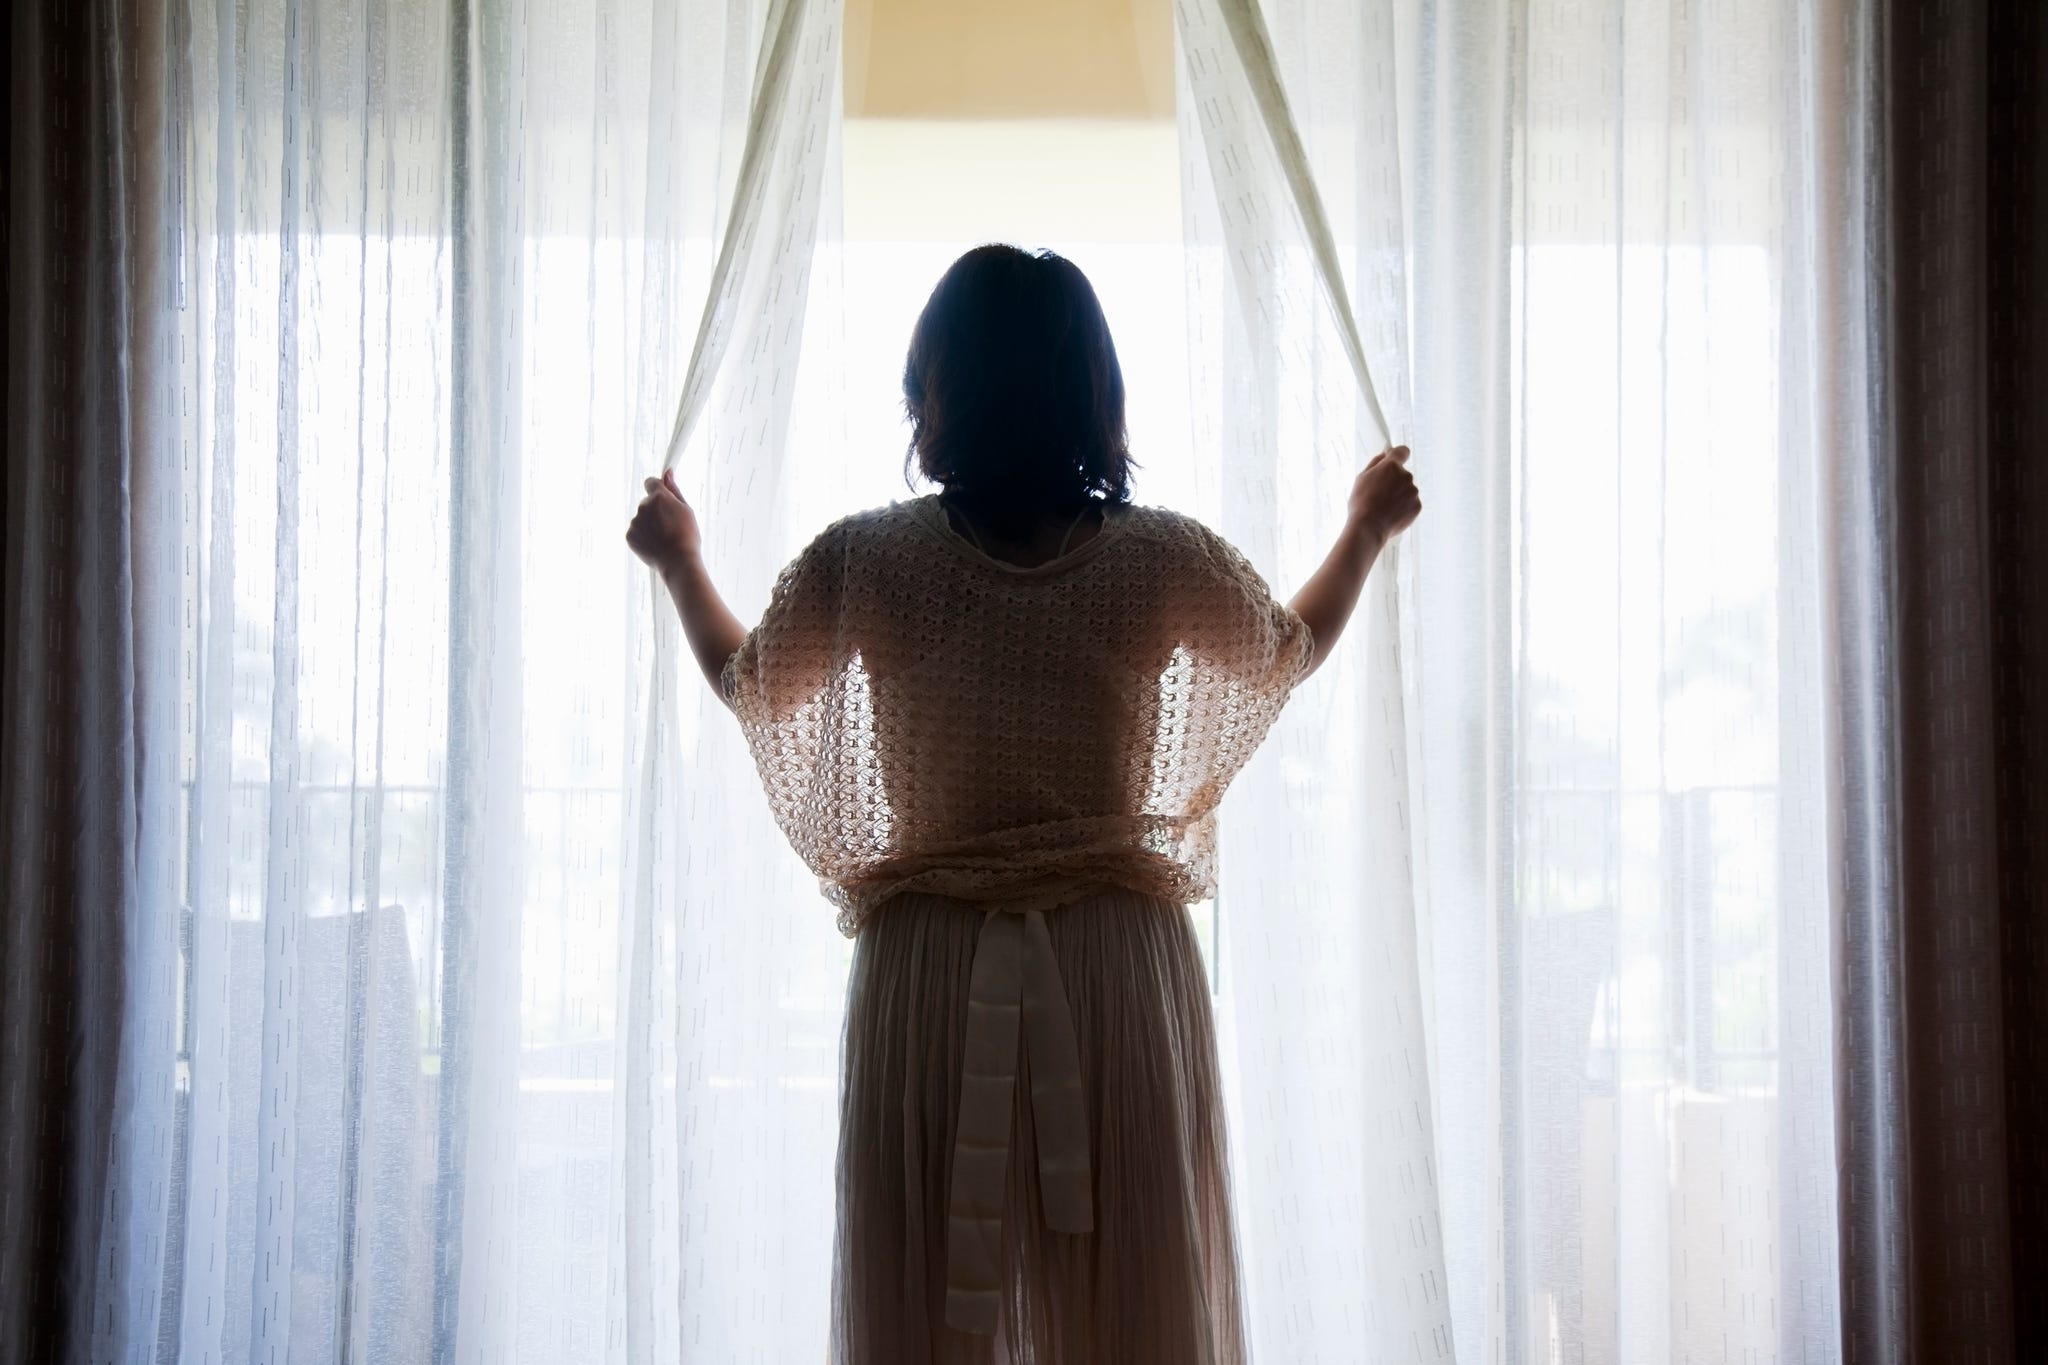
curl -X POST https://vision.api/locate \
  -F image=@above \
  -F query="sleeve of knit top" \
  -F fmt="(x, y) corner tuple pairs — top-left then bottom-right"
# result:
(1172, 517), (1316, 702)
(721, 520), (849, 727)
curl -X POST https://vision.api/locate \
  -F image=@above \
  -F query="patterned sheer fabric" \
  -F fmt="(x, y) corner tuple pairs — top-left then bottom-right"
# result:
(8, 0), (1904, 1355)
(722, 494), (1314, 936)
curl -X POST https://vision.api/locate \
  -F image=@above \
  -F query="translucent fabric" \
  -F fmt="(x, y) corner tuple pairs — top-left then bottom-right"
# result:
(835, 888), (1244, 1365)
(1176, 1), (1453, 1357)
(720, 496), (1314, 935)
(1176, 0), (1867, 1360)
(70, 0), (850, 1359)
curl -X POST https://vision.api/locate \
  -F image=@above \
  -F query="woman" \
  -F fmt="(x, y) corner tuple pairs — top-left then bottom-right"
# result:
(626, 244), (1420, 1364)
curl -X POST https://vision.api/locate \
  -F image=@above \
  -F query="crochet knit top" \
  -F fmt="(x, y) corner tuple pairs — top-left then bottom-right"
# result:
(721, 493), (1314, 936)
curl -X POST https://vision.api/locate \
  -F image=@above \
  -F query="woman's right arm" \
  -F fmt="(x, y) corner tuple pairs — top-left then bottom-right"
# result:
(1288, 445), (1421, 679)
(625, 470), (748, 708)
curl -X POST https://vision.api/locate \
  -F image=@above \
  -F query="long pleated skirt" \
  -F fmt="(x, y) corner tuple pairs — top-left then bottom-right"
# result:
(832, 887), (1247, 1364)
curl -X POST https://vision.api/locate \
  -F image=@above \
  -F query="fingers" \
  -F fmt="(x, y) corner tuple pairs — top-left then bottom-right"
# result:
(1388, 444), (1410, 465)
(625, 472), (691, 560)
(642, 472), (689, 503)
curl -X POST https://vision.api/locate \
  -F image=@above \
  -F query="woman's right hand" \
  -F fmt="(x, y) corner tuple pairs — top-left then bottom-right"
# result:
(1348, 445), (1422, 547)
(626, 469), (703, 578)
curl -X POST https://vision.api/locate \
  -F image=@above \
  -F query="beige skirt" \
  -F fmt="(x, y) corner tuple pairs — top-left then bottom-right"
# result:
(832, 887), (1247, 1364)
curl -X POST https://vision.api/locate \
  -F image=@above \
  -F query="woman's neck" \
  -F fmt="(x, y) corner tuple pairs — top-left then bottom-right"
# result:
(939, 494), (1102, 568)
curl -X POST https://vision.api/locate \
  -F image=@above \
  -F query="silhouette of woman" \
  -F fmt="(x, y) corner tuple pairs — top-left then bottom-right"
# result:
(627, 243), (1420, 1363)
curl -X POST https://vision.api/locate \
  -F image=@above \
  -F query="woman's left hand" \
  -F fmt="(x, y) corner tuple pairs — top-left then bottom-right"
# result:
(626, 469), (703, 577)
(1347, 445), (1421, 548)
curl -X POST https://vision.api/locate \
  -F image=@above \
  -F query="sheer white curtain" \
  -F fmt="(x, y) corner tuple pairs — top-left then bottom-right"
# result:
(1178, 0), (1869, 1361)
(1176, 2), (1451, 1361)
(64, 0), (1881, 1357)
(97, 0), (845, 1359)
(1179, 0), (1449, 1358)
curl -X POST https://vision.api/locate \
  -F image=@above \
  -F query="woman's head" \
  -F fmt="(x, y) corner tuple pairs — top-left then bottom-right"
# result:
(903, 244), (1133, 539)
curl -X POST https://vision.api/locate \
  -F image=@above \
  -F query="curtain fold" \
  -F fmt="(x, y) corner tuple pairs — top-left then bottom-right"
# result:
(1178, 0), (1892, 1360)
(2, 3), (154, 1357)
(1422, 0), (1873, 1354)
(617, 0), (844, 1358)
(3, 0), (845, 1358)
(1842, 1), (2047, 1359)
(1177, 3), (1452, 1359)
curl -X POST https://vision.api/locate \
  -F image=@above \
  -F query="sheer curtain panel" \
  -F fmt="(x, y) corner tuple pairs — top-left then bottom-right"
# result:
(1177, 0), (1878, 1360)
(6, 0), (846, 1359)
(1176, 2), (1451, 1361)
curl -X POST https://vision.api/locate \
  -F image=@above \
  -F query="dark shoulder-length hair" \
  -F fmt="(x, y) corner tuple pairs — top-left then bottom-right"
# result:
(902, 244), (1134, 541)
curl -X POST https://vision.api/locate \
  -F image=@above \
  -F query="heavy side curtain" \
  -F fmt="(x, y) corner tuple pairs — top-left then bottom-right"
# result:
(7, 0), (2044, 1362)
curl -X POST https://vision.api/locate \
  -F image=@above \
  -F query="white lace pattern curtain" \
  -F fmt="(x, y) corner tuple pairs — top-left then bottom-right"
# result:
(87, 0), (846, 1358)
(1176, 1), (1451, 1358)
(30, 0), (1879, 1359)
(1176, 0), (1868, 1360)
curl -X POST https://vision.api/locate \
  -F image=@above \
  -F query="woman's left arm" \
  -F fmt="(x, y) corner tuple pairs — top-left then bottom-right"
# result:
(626, 471), (747, 706)
(1288, 445), (1421, 679)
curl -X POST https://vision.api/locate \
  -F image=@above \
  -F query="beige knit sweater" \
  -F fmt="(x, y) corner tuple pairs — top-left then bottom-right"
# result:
(722, 493), (1313, 936)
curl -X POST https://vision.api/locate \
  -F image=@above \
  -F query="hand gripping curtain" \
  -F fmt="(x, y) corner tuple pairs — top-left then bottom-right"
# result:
(1177, 2), (1455, 1360)
(618, 0), (847, 1360)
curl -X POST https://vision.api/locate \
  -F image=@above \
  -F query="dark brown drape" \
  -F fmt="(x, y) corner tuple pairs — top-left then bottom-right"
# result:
(2, 1), (156, 1361)
(1979, 2), (2048, 1349)
(1852, 1), (2048, 1361)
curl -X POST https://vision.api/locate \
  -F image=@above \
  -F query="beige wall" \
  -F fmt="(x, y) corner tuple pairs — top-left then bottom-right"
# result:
(845, 0), (1173, 120)
(842, 0), (1177, 243)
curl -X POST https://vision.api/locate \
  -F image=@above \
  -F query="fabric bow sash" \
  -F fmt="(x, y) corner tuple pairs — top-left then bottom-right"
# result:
(942, 905), (1094, 1336)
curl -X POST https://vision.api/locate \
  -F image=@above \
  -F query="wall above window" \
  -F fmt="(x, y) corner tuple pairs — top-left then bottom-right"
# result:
(845, 0), (1172, 120)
